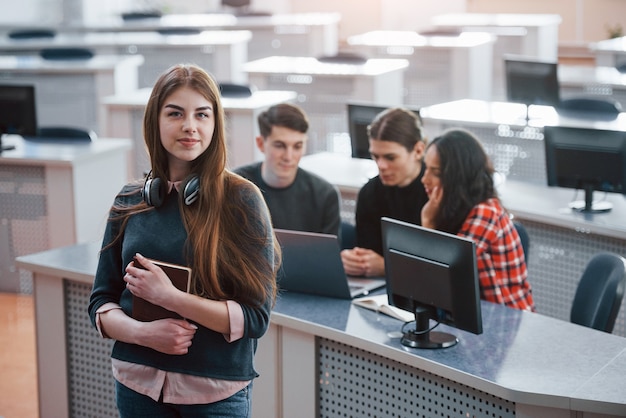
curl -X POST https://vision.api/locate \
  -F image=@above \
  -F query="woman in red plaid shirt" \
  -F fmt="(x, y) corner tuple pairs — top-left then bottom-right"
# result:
(420, 128), (535, 311)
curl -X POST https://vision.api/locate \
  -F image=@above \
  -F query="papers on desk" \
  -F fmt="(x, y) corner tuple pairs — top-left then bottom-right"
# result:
(352, 294), (414, 322)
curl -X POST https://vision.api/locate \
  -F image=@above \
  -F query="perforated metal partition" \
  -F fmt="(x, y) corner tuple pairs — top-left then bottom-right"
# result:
(318, 338), (515, 418)
(65, 281), (117, 417)
(0, 164), (48, 294)
(428, 123), (547, 185)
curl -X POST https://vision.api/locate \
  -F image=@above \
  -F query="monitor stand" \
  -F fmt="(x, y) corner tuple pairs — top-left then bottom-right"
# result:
(0, 134), (16, 152)
(569, 184), (612, 213)
(401, 307), (458, 349)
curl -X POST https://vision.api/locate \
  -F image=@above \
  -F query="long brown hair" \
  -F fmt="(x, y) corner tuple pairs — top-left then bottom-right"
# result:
(111, 64), (279, 307)
(427, 129), (497, 234)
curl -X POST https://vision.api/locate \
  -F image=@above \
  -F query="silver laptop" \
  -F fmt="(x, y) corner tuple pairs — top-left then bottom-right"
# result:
(274, 229), (386, 299)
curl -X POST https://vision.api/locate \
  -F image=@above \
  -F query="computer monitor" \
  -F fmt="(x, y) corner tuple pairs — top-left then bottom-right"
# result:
(504, 55), (560, 119)
(381, 217), (482, 349)
(0, 84), (37, 152)
(347, 102), (421, 159)
(543, 125), (626, 213)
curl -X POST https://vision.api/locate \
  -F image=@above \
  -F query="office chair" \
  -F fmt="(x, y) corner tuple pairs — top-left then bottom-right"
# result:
(570, 252), (626, 333)
(557, 97), (622, 118)
(317, 52), (368, 65)
(34, 126), (96, 142)
(40, 48), (94, 60)
(340, 221), (356, 250)
(219, 83), (254, 98)
(617, 63), (626, 74)
(8, 29), (56, 39)
(512, 221), (530, 264)
(156, 28), (202, 36)
(121, 10), (162, 20)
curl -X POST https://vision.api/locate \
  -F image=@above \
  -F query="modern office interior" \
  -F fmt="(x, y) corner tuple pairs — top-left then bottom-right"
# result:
(2, 0), (626, 417)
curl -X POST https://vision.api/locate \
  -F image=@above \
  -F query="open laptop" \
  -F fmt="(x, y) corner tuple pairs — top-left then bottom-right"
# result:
(274, 229), (386, 299)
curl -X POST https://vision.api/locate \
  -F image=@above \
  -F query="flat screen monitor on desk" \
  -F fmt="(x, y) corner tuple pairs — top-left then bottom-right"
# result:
(381, 217), (483, 349)
(504, 55), (560, 119)
(544, 125), (626, 213)
(347, 103), (421, 159)
(0, 84), (37, 152)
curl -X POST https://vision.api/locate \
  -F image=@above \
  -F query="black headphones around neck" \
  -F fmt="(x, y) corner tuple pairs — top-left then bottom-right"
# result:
(142, 172), (200, 208)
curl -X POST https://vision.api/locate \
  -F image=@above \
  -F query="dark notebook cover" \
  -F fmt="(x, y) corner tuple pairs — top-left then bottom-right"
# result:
(131, 257), (192, 322)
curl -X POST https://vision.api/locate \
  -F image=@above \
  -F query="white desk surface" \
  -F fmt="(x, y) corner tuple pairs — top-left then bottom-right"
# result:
(420, 99), (626, 131)
(299, 152), (377, 192)
(0, 54), (143, 73)
(593, 36), (626, 53)
(79, 12), (341, 31)
(0, 135), (132, 166)
(242, 56), (409, 77)
(101, 88), (297, 111)
(347, 30), (495, 48)
(431, 13), (563, 28)
(0, 30), (251, 50)
(559, 64), (626, 87)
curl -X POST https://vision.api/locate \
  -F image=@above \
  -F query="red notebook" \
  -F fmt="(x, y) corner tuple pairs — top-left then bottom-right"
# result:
(131, 257), (192, 322)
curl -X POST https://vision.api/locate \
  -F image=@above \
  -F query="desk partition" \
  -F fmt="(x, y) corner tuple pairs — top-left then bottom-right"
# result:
(0, 54), (142, 134)
(430, 13), (562, 101)
(419, 99), (626, 184)
(0, 30), (251, 88)
(346, 31), (495, 107)
(14, 241), (626, 418)
(0, 135), (130, 293)
(78, 12), (341, 62)
(558, 64), (626, 110)
(243, 56), (408, 155)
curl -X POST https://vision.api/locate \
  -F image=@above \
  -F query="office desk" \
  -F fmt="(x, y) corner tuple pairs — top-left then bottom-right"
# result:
(300, 151), (626, 339)
(592, 35), (626, 68)
(346, 31), (495, 106)
(14, 241), (626, 418)
(101, 88), (298, 178)
(559, 64), (626, 109)
(431, 13), (562, 101)
(419, 99), (626, 184)
(0, 54), (142, 134)
(0, 30), (251, 87)
(78, 12), (340, 61)
(243, 56), (408, 155)
(0, 135), (130, 293)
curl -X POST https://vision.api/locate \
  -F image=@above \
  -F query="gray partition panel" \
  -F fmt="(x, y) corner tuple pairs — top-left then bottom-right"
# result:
(65, 281), (116, 417)
(0, 165), (48, 293)
(318, 338), (515, 418)
(521, 219), (626, 337)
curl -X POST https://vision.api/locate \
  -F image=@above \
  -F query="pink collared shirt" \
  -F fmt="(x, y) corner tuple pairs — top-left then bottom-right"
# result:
(96, 300), (250, 403)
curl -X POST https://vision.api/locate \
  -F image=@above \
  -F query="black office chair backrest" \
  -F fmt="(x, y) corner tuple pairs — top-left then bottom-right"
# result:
(8, 29), (56, 39)
(557, 97), (622, 116)
(156, 28), (202, 36)
(513, 221), (530, 264)
(40, 48), (94, 60)
(121, 10), (162, 20)
(570, 252), (626, 333)
(317, 52), (368, 65)
(36, 126), (96, 142)
(340, 221), (356, 250)
(219, 83), (253, 98)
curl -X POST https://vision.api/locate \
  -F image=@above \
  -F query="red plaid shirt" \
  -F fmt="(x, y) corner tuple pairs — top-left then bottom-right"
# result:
(458, 198), (535, 311)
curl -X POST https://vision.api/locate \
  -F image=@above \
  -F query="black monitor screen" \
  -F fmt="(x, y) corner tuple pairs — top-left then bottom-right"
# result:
(347, 103), (421, 159)
(544, 125), (626, 213)
(381, 217), (482, 349)
(0, 84), (37, 137)
(504, 56), (560, 108)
